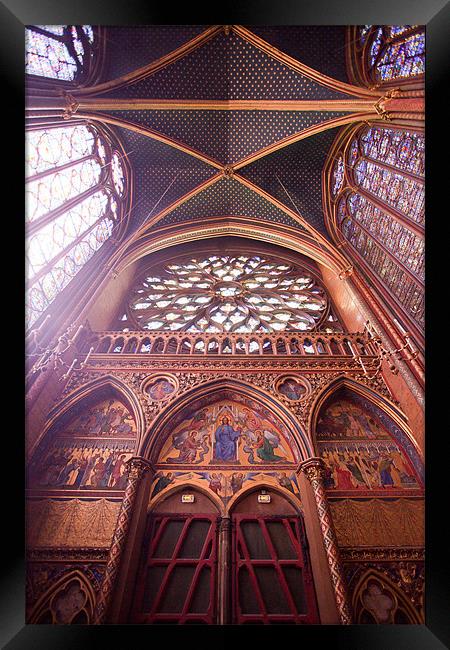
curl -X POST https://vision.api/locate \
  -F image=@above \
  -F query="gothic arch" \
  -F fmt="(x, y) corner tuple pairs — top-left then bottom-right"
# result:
(29, 569), (96, 624)
(138, 377), (311, 463)
(226, 481), (303, 515)
(31, 374), (145, 458)
(149, 481), (225, 516)
(308, 375), (422, 464)
(111, 223), (349, 278)
(351, 568), (423, 624)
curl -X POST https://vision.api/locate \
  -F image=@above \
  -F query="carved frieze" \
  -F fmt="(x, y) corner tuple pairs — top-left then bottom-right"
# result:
(59, 365), (393, 435)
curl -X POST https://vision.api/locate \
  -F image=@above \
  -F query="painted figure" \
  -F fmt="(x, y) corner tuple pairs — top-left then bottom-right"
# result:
(276, 472), (296, 493)
(230, 472), (245, 494)
(213, 417), (241, 462)
(148, 379), (174, 401)
(110, 454), (128, 488)
(278, 379), (305, 401)
(194, 471), (225, 497)
(151, 472), (175, 498)
(378, 454), (395, 487)
(166, 430), (210, 464)
(243, 429), (285, 463)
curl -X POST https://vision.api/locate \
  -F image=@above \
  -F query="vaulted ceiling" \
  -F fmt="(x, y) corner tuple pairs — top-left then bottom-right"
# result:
(71, 25), (380, 273)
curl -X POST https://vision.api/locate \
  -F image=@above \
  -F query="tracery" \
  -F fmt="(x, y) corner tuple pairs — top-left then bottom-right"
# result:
(25, 25), (95, 82)
(327, 124), (424, 333)
(26, 123), (127, 329)
(125, 254), (331, 333)
(348, 25), (425, 86)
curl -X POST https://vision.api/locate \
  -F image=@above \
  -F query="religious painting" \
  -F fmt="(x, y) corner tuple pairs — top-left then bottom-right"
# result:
(144, 375), (177, 402)
(31, 439), (135, 490)
(320, 442), (420, 492)
(276, 377), (308, 401)
(150, 469), (301, 506)
(29, 397), (137, 491)
(316, 399), (391, 440)
(157, 398), (296, 466)
(316, 395), (423, 495)
(65, 398), (137, 438)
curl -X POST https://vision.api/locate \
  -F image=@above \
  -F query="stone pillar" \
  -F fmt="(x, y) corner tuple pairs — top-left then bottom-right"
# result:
(93, 456), (152, 624)
(217, 516), (231, 625)
(300, 457), (352, 624)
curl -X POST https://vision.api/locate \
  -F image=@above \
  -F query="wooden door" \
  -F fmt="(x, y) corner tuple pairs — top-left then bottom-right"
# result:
(232, 514), (319, 624)
(132, 513), (218, 624)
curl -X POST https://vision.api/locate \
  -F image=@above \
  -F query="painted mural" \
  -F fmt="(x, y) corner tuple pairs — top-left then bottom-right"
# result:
(316, 397), (422, 494)
(30, 398), (137, 491)
(145, 377), (177, 401)
(316, 399), (391, 440)
(152, 396), (300, 506)
(150, 469), (300, 506)
(64, 399), (136, 437)
(158, 399), (296, 466)
(277, 378), (307, 401)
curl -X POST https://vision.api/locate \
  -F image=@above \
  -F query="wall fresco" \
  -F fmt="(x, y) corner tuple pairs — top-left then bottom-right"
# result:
(157, 398), (296, 466)
(150, 469), (300, 506)
(316, 397), (422, 494)
(30, 399), (137, 491)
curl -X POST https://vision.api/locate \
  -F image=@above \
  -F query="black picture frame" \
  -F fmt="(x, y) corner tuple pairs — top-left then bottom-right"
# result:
(8, 0), (449, 648)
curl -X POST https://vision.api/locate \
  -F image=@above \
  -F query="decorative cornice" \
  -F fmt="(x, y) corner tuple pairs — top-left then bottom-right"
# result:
(341, 547), (424, 562)
(27, 547), (109, 562)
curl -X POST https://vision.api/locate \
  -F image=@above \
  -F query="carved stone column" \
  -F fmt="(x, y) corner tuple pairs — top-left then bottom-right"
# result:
(217, 516), (231, 625)
(93, 456), (152, 624)
(300, 457), (352, 624)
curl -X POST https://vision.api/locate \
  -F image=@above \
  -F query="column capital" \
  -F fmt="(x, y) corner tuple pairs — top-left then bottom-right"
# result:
(126, 456), (153, 481)
(298, 457), (326, 483)
(219, 516), (231, 531)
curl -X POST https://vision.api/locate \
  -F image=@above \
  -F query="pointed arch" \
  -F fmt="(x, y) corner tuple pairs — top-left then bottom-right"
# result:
(139, 377), (311, 463)
(29, 568), (96, 624)
(226, 481), (302, 515)
(149, 481), (225, 516)
(308, 375), (424, 485)
(31, 374), (145, 459)
(351, 568), (423, 624)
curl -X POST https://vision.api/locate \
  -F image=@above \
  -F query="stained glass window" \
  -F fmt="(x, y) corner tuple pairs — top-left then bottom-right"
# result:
(352, 26), (424, 85)
(125, 255), (330, 333)
(25, 25), (94, 82)
(329, 124), (424, 331)
(26, 123), (128, 329)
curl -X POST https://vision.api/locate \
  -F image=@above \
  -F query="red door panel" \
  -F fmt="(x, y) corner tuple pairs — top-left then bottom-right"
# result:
(132, 513), (218, 624)
(232, 515), (319, 624)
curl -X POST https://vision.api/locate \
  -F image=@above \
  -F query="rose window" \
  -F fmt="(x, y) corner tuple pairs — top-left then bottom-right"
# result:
(127, 255), (329, 333)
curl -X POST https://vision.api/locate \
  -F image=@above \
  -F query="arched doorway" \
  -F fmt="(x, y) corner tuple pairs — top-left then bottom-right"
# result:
(129, 386), (320, 624)
(131, 487), (220, 624)
(130, 485), (319, 625)
(230, 488), (319, 624)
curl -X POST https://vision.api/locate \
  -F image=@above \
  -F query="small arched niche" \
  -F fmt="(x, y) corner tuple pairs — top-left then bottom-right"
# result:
(28, 386), (139, 493)
(352, 570), (423, 624)
(30, 570), (95, 624)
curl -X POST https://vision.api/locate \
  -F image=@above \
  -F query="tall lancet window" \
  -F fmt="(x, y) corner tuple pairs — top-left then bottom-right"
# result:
(25, 25), (95, 82)
(325, 124), (424, 338)
(25, 123), (128, 329)
(347, 25), (425, 87)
